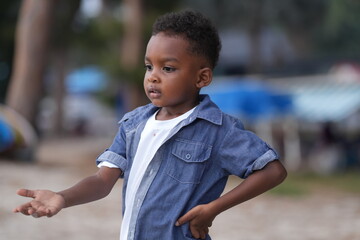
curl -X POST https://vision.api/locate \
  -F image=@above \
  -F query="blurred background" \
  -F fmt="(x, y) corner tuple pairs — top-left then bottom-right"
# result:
(1, 0), (360, 239)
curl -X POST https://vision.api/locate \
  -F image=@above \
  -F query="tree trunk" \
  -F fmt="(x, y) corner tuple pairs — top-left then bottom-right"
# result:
(50, 0), (80, 136)
(119, 0), (145, 110)
(120, 0), (143, 69)
(52, 49), (67, 136)
(6, 0), (55, 126)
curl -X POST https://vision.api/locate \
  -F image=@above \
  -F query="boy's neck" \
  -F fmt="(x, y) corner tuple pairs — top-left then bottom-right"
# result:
(156, 102), (198, 120)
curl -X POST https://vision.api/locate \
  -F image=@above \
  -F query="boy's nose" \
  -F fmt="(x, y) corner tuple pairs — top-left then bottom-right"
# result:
(148, 71), (160, 83)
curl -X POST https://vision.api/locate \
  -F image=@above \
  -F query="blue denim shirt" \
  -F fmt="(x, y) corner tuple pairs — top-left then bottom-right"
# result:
(96, 94), (278, 240)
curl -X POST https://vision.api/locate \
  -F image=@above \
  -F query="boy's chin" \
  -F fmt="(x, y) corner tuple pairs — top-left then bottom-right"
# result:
(147, 97), (164, 107)
(149, 100), (163, 108)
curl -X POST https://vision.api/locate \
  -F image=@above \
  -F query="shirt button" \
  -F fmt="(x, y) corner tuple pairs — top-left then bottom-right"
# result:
(185, 153), (191, 159)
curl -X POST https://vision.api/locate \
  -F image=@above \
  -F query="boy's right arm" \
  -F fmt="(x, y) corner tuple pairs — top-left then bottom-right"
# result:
(13, 167), (122, 218)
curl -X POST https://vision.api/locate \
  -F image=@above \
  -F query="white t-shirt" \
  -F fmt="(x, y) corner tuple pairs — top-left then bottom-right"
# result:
(98, 107), (195, 240)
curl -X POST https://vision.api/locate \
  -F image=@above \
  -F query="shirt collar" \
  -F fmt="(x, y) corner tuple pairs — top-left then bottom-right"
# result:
(192, 94), (223, 125)
(119, 94), (222, 126)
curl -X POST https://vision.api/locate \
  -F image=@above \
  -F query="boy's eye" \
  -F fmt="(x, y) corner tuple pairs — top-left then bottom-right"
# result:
(163, 66), (175, 72)
(145, 64), (153, 71)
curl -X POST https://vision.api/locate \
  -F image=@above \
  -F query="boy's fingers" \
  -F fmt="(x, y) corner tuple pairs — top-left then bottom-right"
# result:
(31, 208), (48, 218)
(200, 231), (206, 239)
(176, 210), (195, 226)
(20, 209), (30, 216)
(201, 228), (208, 239)
(16, 189), (36, 198)
(18, 205), (32, 216)
(31, 213), (40, 218)
(190, 225), (207, 239)
(13, 202), (32, 214)
(20, 208), (31, 215)
(27, 207), (37, 215)
(37, 206), (51, 217)
(27, 206), (46, 218)
(46, 209), (54, 218)
(47, 206), (61, 217)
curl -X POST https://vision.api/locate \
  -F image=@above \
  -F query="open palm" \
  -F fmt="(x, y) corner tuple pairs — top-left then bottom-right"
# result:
(13, 189), (65, 218)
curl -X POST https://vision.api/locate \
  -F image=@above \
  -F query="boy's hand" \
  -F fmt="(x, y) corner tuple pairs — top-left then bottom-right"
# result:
(176, 204), (215, 239)
(13, 189), (65, 218)
(175, 161), (287, 239)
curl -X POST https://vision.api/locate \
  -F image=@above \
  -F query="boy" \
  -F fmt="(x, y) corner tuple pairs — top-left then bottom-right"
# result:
(14, 10), (287, 240)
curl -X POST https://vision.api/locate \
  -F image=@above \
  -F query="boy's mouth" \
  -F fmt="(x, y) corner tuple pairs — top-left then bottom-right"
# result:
(148, 87), (161, 98)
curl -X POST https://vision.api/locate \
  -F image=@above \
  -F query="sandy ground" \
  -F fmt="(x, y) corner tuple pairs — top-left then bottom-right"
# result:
(1, 137), (360, 240)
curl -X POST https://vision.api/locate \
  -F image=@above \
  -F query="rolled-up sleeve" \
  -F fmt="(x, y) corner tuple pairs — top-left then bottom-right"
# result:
(218, 120), (279, 179)
(96, 123), (128, 176)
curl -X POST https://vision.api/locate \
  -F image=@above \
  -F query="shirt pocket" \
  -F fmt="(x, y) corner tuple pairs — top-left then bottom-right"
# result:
(167, 139), (212, 184)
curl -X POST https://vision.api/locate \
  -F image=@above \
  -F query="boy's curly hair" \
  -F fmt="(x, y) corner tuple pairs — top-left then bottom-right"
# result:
(152, 10), (222, 69)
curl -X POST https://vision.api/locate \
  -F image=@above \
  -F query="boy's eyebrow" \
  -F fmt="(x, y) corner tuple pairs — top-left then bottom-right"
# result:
(145, 56), (179, 63)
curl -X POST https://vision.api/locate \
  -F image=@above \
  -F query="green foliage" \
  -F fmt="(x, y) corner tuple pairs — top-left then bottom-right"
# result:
(61, 1), (183, 108)
(269, 176), (309, 197)
(269, 172), (360, 197)
(315, 0), (360, 57)
(144, 0), (180, 14)
(51, 0), (81, 48)
(70, 16), (123, 66)
(0, 0), (21, 102)
(68, 1), (182, 87)
(273, 0), (328, 29)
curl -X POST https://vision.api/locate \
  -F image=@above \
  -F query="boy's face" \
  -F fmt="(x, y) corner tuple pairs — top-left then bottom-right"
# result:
(144, 33), (211, 118)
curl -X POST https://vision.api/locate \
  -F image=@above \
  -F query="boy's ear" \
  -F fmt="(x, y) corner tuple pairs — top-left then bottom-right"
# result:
(196, 68), (212, 89)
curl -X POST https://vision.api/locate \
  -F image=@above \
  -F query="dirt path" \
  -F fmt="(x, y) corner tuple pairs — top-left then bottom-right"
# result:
(1, 138), (359, 240)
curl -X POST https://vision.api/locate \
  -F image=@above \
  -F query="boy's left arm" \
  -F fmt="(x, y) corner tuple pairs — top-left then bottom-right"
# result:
(176, 160), (287, 239)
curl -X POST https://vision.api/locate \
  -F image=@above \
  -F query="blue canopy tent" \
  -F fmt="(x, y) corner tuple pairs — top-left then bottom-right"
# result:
(268, 75), (360, 123)
(202, 78), (293, 121)
(202, 78), (300, 170)
(289, 82), (360, 122)
(66, 66), (107, 94)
